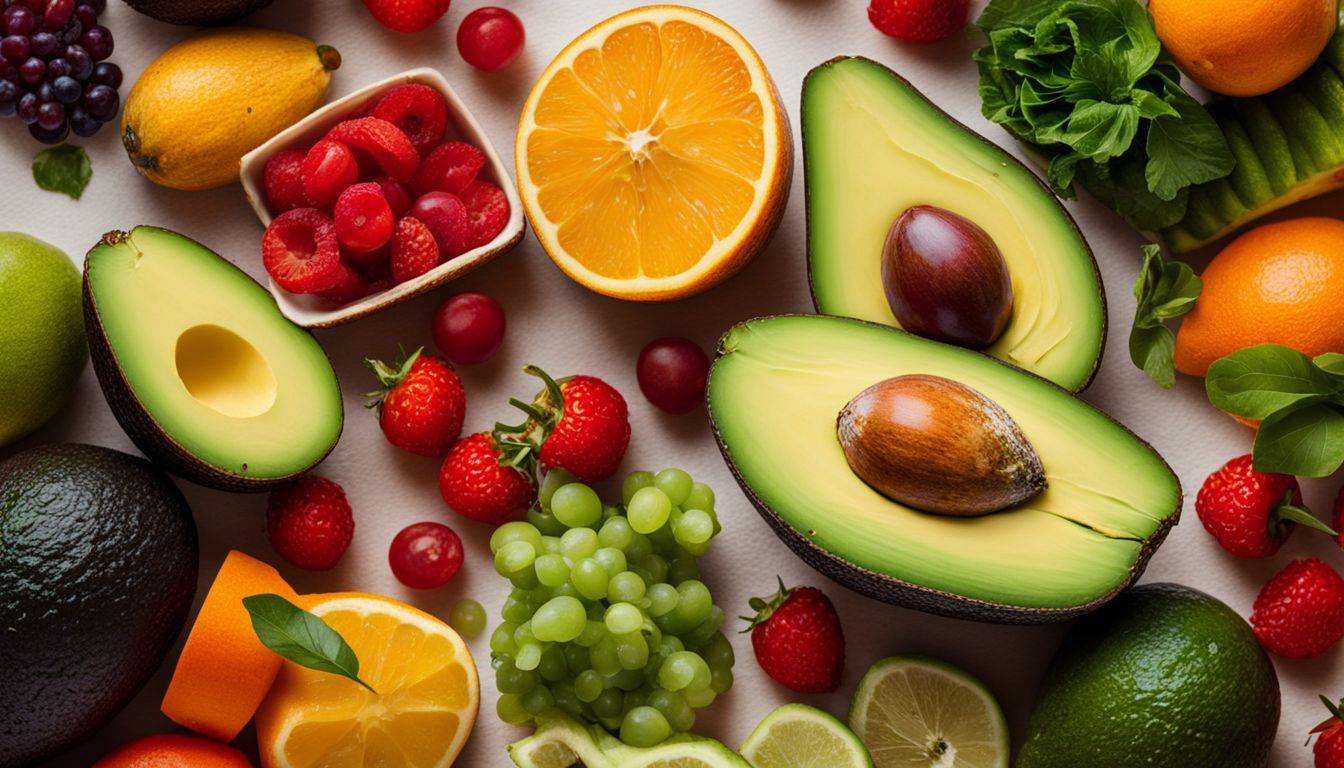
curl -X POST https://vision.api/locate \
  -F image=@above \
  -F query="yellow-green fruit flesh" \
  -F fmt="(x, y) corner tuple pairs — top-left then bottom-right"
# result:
(0, 232), (86, 447)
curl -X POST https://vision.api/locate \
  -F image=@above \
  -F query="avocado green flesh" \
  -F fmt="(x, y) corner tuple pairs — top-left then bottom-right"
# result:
(85, 226), (342, 480)
(804, 57), (1104, 392)
(709, 316), (1180, 611)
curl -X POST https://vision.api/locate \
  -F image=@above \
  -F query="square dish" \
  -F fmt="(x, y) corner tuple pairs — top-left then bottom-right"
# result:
(239, 67), (525, 328)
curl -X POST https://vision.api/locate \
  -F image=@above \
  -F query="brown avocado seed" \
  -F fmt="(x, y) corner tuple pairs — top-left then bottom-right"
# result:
(837, 374), (1046, 517)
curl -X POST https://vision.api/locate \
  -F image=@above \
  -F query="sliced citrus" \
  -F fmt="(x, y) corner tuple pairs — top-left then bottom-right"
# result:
(255, 592), (479, 768)
(516, 4), (791, 301)
(161, 550), (297, 742)
(742, 703), (873, 768)
(508, 712), (615, 768)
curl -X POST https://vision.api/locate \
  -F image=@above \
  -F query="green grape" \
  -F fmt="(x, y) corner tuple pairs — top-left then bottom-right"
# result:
(448, 599), (486, 638)
(678, 539), (711, 558)
(622, 471), (655, 505)
(703, 632), (734, 668)
(603, 505), (622, 521)
(575, 669), (604, 702)
(657, 651), (704, 691)
(654, 468), (693, 506)
(621, 706), (672, 748)
(547, 581), (580, 600)
(648, 523), (678, 555)
(670, 581), (712, 629)
(684, 482), (715, 514)
(608, 571), (647, 603)
(616, 631), (650, 670)
(490, 622), (518, 655)
(495, 540), (537, 575)
(648, 688), (694, 733)
(540, 536), (564, 555)
(625, 533), (653, 562)
(570, 558), (610, 601)
(539, 468), (577, 510)
(658, 635), (685, 657)
(646, 583), (679, 617)
(533, 596), (587, 642)
(710, 665), (733, 694)
(605, 603), (644, 635)
(496, 662), (539, 694)
(513, 621), (537, 647)
(553, 683), (584, 718)
(508, 567), (540, 590)
(593, 547), (628, 577)
(682, 606), (725, 649)
(539, 644), (569, 682)
(497, 693), (532, 725)
(516, 642), (544, 671)
(623, 686), (649, 708)
(627, 487), (672, 534)
(561, 527), (600, 560)
(667, 556), (700, 584)
(689, 657), (712, 691)
(552, 483), (603, 528)
(501, 595), (533, 624)
(641, 618), (662, 648)
(598, 516), (635, 550)
(610, 669), (645, 693)
(683, 685), (716, 708)
(563, 643), (591, 674)
(591, 636), (621, 676)
(673, 509), (714, 546)
(534, 553), (571, 587)
(528, 507), (568, 537)
(522, 683), (555, 714)
(638, 554), (670, 585)
(490, 521), (543, 554)
(576, 619), (606, 647)
(593, 688), (624, 719)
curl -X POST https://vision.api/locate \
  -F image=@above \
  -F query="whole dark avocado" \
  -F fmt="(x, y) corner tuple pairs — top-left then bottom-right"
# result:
(0, 444), (199, 767)
(120, 0), (274, 25)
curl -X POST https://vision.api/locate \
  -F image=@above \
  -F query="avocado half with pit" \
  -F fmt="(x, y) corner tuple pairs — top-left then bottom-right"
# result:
(84, 226), (343, 491)
(804, 57), (1105, 392)
(708, 315), (1181, 624)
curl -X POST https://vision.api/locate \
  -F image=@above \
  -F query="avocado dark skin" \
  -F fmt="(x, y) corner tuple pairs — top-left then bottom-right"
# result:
(121, 0), (273, 25)
(0, 444), (199, 767)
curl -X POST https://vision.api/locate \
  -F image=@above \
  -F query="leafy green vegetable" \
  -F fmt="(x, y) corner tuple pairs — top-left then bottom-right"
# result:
(32, 144), (91, 200)
(243, 593), (376, 693)
(1128, 245), (1201, 388)
(974, 0), (1234, 231)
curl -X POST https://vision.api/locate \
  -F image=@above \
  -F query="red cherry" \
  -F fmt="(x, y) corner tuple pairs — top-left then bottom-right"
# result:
(432, 292), (506, 364)
(456, 6), (524, 72)
(636, 337), (710, 415)
(388, 521), (464, 589)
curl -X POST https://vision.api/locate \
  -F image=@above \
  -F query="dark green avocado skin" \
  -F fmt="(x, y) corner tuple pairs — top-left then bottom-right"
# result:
(121, 0), (273, 25)
(0, 444), (199, 767)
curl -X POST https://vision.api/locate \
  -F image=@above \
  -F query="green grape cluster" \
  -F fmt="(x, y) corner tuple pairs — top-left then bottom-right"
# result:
(489, 467), (734, 748)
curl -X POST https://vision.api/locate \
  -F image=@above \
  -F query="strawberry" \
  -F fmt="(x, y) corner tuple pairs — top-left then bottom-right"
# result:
(301, 138), (360, 208)
(743, 580), (845, 694)
(1195, 455), (1335, 558)
(1251, 558), (1344, 659)
(266, 476), (355, 571)
(460, 179), (509, 249)
(390, 215), (441, 283)
(502, 366), (630, 483)
(362, 0), (450, 33)
(365, 348), (465, 457)
(411, 141), (485, 197)
(368, 83), (449, 155)
(263, 148), (310, 213)
(1315, 696), (1344, 768)
(439, 432), (537, 525)
(868, 0), (969, 44)
(326, 117), (420, 183)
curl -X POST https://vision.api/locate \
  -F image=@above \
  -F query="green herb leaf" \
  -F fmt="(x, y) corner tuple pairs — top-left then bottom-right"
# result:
(243, 593), (376, 693)
(1144, 83), (1235, 201)
(1252, 402), (1344, 477)
(976, 0), (1057, 31)
(1205, 344), (1341, 419)
(1315, 353), (1344, 376)
(1128, 245), (1201, 388)
(32, 144), (91, 200)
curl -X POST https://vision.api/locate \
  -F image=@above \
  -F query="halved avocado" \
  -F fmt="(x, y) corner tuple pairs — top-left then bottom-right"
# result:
(804, 57), (1105, 392)
(708, 315), (1180, 624)
(84, 226), (343, 491)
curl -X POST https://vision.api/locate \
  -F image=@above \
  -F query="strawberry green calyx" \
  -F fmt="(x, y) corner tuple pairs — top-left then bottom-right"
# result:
(1315, 695), (1344, 736)
(1272, 490), (1339, 540)
(491, 365), (570, 473)
(363, 346), (423, 411)
(740, 577), (794, 633)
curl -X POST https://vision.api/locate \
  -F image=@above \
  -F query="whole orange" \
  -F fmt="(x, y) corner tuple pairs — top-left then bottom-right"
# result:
(92, 734), (252, 768)
(1175, 217), (1344, 376)
(1149, 0), (1336, 97)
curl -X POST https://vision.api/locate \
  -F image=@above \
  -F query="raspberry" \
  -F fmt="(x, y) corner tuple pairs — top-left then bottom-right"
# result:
(410, 191), (473, 258)
(460, 179), (509, 249)
(301, 138), (359, 208)
(368, 83), (449, 155)
(262, 148), (309, 213)
(374, 176), (412, 217)
(334, 182), (394, 253)
(326, 117), (420, 183)
(261, 208), (350, 294)
(411, 141), (485, 197)
(362, 0), (450, 33)
(868, 0), (970, 44)
(315, 266), (375, 305)
(266, 476), (355, 571)
(390, 216), (442, 283)
(341, 242), (390, 272)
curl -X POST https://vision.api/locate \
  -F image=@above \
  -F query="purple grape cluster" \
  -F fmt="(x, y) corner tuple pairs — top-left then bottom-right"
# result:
(0, 0), (121, 144)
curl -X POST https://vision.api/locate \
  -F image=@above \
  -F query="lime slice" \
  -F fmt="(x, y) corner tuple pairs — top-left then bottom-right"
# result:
(741, 703), (873, 768)
(849, 656), (1009, 768)
(612, 739), (753, 768)
(508, 712), (615, 768)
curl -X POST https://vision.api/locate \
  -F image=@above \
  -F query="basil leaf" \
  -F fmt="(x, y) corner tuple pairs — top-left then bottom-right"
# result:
(243, 593), (376, 693)
(1252, 402), (1344, 477)
(1128, 245), (1200, 388)
(977, 0), (1057, 31)
(1144, 83), (1235, 200)
(1206, 345), (1342, 419)
(1062, 100), (1140, 161)
(32, 144), (91, 200)
(1315, 353), (1344, 376)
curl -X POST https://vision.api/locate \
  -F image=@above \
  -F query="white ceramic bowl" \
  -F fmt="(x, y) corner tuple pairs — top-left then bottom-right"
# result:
(240, 67), (525, 328)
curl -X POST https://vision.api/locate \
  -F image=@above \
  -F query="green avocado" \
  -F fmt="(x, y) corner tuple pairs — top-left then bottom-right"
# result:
(803, 57), (1105, 392)
(0, 443), (198, 767)
(1018, 583), (1280, 768)
(121, 0), (274, 25)
(84, 226), (343, 492)
(707, 315), (1181, 623)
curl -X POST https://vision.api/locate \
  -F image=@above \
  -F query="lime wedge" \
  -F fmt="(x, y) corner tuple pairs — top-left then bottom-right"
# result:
(849, 656), (1009, 768)
(741, 703), (873, 768)
(613, 739), (753, 768)
(509, 712), (751, 768)
(508, 712), (614, 768)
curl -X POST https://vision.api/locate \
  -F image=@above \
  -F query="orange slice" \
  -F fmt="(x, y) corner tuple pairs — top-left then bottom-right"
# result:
(255, 592), (479, 768)
(516, 5), (791, 301)
(161, 550), (297, 742)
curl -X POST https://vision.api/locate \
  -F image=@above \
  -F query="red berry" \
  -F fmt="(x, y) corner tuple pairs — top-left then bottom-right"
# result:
(315, 266), (375, 305)
(1315, 698), (1344, 768)
(266, 476), (355, 571)
(411, 141), (485, 197)
(515, 367), (629, 483)
(460, 179), (509, 250)
(636, 337), (709, 415)
(261, 208), (351, 294)
(326, 117), (420, 183)
(457, 6), (525, 72)
(374, 175), (412, 217)
(341, 241), (391, 272)
(390, 215), (442, 283)
(362, 0), (449, 33)
(301, 138), (360, 208)
(868, 0), (969, 44)
(368, 83), (449, 155)
(389, 521), (464, 589)
(432, 292), (506, 364)
(1195, 455), (1332, 558)
(439, 432), (537, 525)
(411, 191), (473, 258)
(746, 581), (845, 694)
(334, 182), (395, 253)
(366, 349), (465, 457)
(263, 148), (310, 213)
(1252, 558), (1344, 659)
(1331, 485), (1344, 549)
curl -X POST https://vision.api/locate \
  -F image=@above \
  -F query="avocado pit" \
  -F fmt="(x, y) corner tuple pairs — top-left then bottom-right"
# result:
(837, 374), (1045, 516)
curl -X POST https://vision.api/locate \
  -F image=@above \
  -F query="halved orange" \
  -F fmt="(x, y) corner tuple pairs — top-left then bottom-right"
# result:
(161, 550), (297, 742)
(516, 5), (792, 301)
(254, 592), (479, 768)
